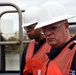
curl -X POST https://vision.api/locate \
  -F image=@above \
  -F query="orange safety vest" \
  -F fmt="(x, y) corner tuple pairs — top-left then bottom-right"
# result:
(41, 40), (76, 75)
(22, 40), (51, 75)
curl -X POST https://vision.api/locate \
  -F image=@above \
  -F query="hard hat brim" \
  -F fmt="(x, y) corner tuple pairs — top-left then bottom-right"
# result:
(22, 21), (37, 27)
(35, 15), (74, 29)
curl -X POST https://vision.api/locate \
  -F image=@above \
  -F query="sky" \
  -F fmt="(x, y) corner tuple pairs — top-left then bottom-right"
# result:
(0, 0), (76, 32)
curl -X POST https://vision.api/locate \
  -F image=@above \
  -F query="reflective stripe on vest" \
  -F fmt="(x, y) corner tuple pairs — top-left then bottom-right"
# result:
(44, 40), (76, 75)
(23, 40), (51, 75)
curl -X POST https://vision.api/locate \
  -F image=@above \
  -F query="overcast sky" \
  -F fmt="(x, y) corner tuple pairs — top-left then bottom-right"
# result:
(0, 0), (76, 32)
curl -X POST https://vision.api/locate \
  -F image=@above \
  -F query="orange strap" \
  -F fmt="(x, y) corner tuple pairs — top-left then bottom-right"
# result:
(25, 40), (35, 62)
(33, 42), (51, 63)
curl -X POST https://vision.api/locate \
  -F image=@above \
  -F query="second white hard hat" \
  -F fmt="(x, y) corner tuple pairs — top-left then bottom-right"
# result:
(35, 1), (74, 29)
(22, 6), (39, 27)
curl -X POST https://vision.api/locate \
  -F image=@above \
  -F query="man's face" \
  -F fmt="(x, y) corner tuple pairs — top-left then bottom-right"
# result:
(24, 23), (41, 40)
(41, 20), (68, 48)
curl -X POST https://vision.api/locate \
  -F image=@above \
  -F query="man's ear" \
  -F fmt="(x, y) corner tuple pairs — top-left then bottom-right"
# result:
(65, 21), (69, 29)
(38, 28), (44, 34)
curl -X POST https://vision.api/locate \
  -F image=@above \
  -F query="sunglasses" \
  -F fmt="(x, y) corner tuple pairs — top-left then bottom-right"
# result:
(41, 21), (66, 34)
(24, 23), (37, 30)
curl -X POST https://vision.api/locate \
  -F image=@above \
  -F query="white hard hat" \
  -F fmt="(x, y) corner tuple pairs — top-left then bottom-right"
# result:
(35, 1), (74, 29)
(22, 6), (39, 27)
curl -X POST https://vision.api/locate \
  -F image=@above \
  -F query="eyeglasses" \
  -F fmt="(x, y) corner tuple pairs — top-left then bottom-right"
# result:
(24, 23), (37, 30)
(41, 21), (66, 34)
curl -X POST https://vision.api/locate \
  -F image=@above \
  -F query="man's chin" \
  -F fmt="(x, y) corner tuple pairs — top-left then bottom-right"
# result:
(48, 42), (57, 46)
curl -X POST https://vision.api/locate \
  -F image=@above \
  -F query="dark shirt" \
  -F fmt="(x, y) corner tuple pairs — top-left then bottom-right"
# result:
(20, 38), (46, 75)
(47, 36), (76, 75)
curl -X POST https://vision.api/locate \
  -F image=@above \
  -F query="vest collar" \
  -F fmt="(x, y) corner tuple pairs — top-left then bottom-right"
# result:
(47, 36), (76, 60)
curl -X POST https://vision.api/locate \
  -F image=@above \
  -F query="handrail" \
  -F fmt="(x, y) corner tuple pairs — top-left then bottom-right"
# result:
(0, 3), (23, 56)
(0, 41), (30, 45)
(0, 3), (24, 71)
(0, 10), (25, 17)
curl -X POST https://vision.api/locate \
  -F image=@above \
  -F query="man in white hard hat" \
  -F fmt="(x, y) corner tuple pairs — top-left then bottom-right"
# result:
(20, 6), (51, 75)
(35, 1), (76, 75)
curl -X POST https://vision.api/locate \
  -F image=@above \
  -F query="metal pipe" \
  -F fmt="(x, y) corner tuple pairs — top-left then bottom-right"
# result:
(0, 41), (30, 45)
(0, 10), (25, 17)
(0, 3), (24, 71)
(0, 3), (23, 57)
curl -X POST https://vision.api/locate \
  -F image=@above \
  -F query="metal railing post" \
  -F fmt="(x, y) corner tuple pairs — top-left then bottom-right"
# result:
(0, 3), (24, 71)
